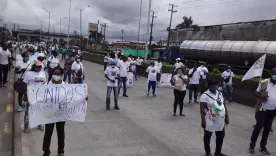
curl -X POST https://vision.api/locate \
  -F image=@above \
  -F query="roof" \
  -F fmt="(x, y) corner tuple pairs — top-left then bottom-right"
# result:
(180, 40), (276, 54)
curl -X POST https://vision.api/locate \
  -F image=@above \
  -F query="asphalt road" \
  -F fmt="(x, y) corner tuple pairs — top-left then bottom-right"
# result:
(16, 59), (276, 156)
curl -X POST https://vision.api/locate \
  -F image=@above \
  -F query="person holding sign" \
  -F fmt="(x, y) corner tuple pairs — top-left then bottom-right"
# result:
(221, 66), (234, 103)
(171, 68), (188, 116)
(71, 55), (84, 84)
(43, 66), (66, 156)
(146, 61), (159, 96)
(104, 60), (120, 110)
(200, 80), (229, 156)
(23, 60), (46, 133)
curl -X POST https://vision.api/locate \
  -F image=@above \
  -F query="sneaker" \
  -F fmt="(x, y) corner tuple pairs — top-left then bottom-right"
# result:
(123, 95), (129, 97)
(229, 99), (232, 103)
(21, 104), (25, 108)
(259, 148), (270, 155)
(38, 125), (44, 131)
(205, 153), (213, 156)
(270, 129), (273, 132)
(249, 148), (255, 154)
(214, 153), (227, 156)
(194, 101), (199, 104)
(179, 114), (185, 117)
(106, 106), (110, 110)
(173, 113), (177, 116)
(114, 106), (120, 110)
(147, 93), (149, 96)
(153, 94), (156, 97)
(17, 107), (23, 112)
(189, 101), (192, 104)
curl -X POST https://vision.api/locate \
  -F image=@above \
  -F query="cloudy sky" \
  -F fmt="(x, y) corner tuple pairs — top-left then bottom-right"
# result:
(0, 0), (275, 42)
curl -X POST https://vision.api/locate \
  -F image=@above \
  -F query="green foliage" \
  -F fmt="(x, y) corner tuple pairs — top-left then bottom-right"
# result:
(212, 68), (221, 75)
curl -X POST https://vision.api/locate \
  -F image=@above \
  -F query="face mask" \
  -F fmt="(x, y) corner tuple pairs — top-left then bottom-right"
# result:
(23, 57), (29, 62)
(76, 59), (81, 62)
(271, 75), (276, 81)
(34, 67), (42, 72)
(177, 71), (182, 76)
(209, 85), (219, 92)
(111, 65), (116, 68)
(52, 75), (61, 81)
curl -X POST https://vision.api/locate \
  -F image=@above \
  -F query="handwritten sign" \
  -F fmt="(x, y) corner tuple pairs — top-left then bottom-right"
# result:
(27, 84), (88, 128)
(126, 72), (134, 87)
(160, 73), (172, 86)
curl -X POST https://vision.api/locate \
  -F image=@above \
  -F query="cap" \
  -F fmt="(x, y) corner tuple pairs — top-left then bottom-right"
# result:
(110, 60), (117, 65)
(34, 60), (43, 66)
(176, 58), (181, 61)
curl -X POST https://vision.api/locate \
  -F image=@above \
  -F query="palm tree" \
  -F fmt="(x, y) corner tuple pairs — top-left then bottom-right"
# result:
(176, 16), (200, 31)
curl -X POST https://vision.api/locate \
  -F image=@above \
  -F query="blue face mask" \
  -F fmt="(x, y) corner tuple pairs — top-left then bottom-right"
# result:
(23, 57), (29, 62)
(272, 75), (276, 81)
(209, 85), (219, 92)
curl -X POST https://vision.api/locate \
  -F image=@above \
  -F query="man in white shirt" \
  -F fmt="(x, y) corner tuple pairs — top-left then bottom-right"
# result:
(197, 62), (209, 95)
(0, 43), (13, 87)
(117, 56), (130, 97)
(249, 68), (276, 155)
(174, 58), (185, 71)
(135, 56), (143, 80)
(188, 65), (201, 103)
(155, 58), (162, 87)
(104, 53), (110, 71)
(104, 60), (120, 110)
(221, 66), (234, 102)
(146, 61), (159, 96)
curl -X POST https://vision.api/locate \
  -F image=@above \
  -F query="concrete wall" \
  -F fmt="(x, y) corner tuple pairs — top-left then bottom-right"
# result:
(71, 51), (258, 107)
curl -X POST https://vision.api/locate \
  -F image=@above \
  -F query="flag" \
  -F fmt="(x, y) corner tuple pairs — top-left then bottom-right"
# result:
(242, 54), (266, 82)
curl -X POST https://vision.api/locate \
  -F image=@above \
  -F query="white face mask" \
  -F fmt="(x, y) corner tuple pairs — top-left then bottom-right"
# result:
(52, 75), (61, 81)
(76, 59), (81, 62)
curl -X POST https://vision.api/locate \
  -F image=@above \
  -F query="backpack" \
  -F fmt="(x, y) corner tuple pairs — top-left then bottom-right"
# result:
(224, 72), (232, 83)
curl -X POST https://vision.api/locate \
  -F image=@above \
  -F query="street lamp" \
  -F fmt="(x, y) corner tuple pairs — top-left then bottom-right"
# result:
(60, 17), (67, 35)
(68, 0), (72, 47)
(80, 5), (90, 37)
(42, 7), (50, 42)
(36, 18), (43, 42)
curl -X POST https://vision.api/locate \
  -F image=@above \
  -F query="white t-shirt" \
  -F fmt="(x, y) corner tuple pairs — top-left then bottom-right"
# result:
(174, 62), (185, 70)
(221, 71), (234, 84)
(197, 66), (209, 79)
(15, 61), (32, 78)
(117, 60), (129, 77)
(47, 81), (66, 85)
(23, 71), (46, 85)
(188, 68), (201, 84)
(48, 56), (59, 69)
(71, 62), (84, 77)
(0, 49), (11, 65)
(261, 81), (276, 110)
(104, 66), (120, 87)
(173, 75), (188, 91)
(104, 56), (109, 63)
(146, 66), (159, 81)
(136, 59), (143, 66)
(154, 61), (162, 73)
(200, 90), (225, 132)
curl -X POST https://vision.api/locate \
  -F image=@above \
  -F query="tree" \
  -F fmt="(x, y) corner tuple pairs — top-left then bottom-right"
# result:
(176, 16), (200, 31)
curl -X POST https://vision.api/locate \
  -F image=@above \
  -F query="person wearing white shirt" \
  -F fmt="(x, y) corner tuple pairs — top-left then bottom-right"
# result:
(197, 62), (209, 95)
(174, 58), (185, 71)
(104, 53), (110, 70)
(117, 56), (129, 97)
(155, 58), (163, 86)
(171, 68), (188, 116)
(249, 68), (276, 155)
(221, 66), (234, 102)
(130, 58), (136, 80)
(0, 43), (13, 87)
(71, 55), (84, 84)
(47, 51), (60, 82)
(104, 60), (120, 110)
(188, 65), (201, 103)
(135, 57), (143, 80)
(200, 80), (229, 156)
(146, 62), (159, 96)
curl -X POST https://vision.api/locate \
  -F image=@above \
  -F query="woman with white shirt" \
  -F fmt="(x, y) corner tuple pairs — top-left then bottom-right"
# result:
(23, 60), (46, 133)
(71, 55), (84, 84)
(15, 52), (32, 112)
(47, 51), (60, 82)
(171, 68), (188, 116)
(200, 80), (229, 156)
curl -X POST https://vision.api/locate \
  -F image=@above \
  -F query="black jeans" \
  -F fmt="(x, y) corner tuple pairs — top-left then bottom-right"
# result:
(204, 129), (225, 155)
(62, 53), (66, 60)
(173, 89), (186, 114)
(63, 69), (72, 83)
(0, 64), (9, 85)
(43, 122), (66, 156)
(48, 68), (53, 82)
(104, 62), (107, 71)
(250, 109), (276, 149)
(189, 84), (199, 102)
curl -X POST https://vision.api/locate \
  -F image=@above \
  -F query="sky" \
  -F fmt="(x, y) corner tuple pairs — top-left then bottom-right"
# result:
(0, 0), (275, 43)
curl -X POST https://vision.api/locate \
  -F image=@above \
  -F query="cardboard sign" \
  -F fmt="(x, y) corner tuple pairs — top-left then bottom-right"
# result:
(160, 73), (172, 86)
(126, 72), (134, 87)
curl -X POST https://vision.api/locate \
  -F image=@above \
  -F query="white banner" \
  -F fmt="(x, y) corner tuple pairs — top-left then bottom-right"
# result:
(127, 72), (134, 87)
(242, 54), (266, 82)
(88, 23), (98, 32)
(160, 73), (172, 86)
(27, 84), (88, 128)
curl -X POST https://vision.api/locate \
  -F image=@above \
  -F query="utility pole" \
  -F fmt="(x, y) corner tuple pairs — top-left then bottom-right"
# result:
(100, 23), (107, 43)
(136, 0), (143, 56)
(122, 29), (124, 41)
(95, 20), (99, 50)
(149, 11), (157, 50)
(167, 3), (177, 61)
(144, 0), (152, 61)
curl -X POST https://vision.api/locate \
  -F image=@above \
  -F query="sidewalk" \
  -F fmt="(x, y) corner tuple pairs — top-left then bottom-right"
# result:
(16, 60), (276, 156)
(0, 71), (14, 156)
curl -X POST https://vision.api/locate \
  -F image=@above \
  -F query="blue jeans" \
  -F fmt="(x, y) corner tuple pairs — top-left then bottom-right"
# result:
(189, 84), (199, 101)
(148, 80), (156, 95)
(75, 77), (83, 84)
(223, 83), (233, 101)
(118, 77), (127, 95)
(63, 69), (72, 83)
(106, 87), (118, 106)
(24, 104), (29, 129)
